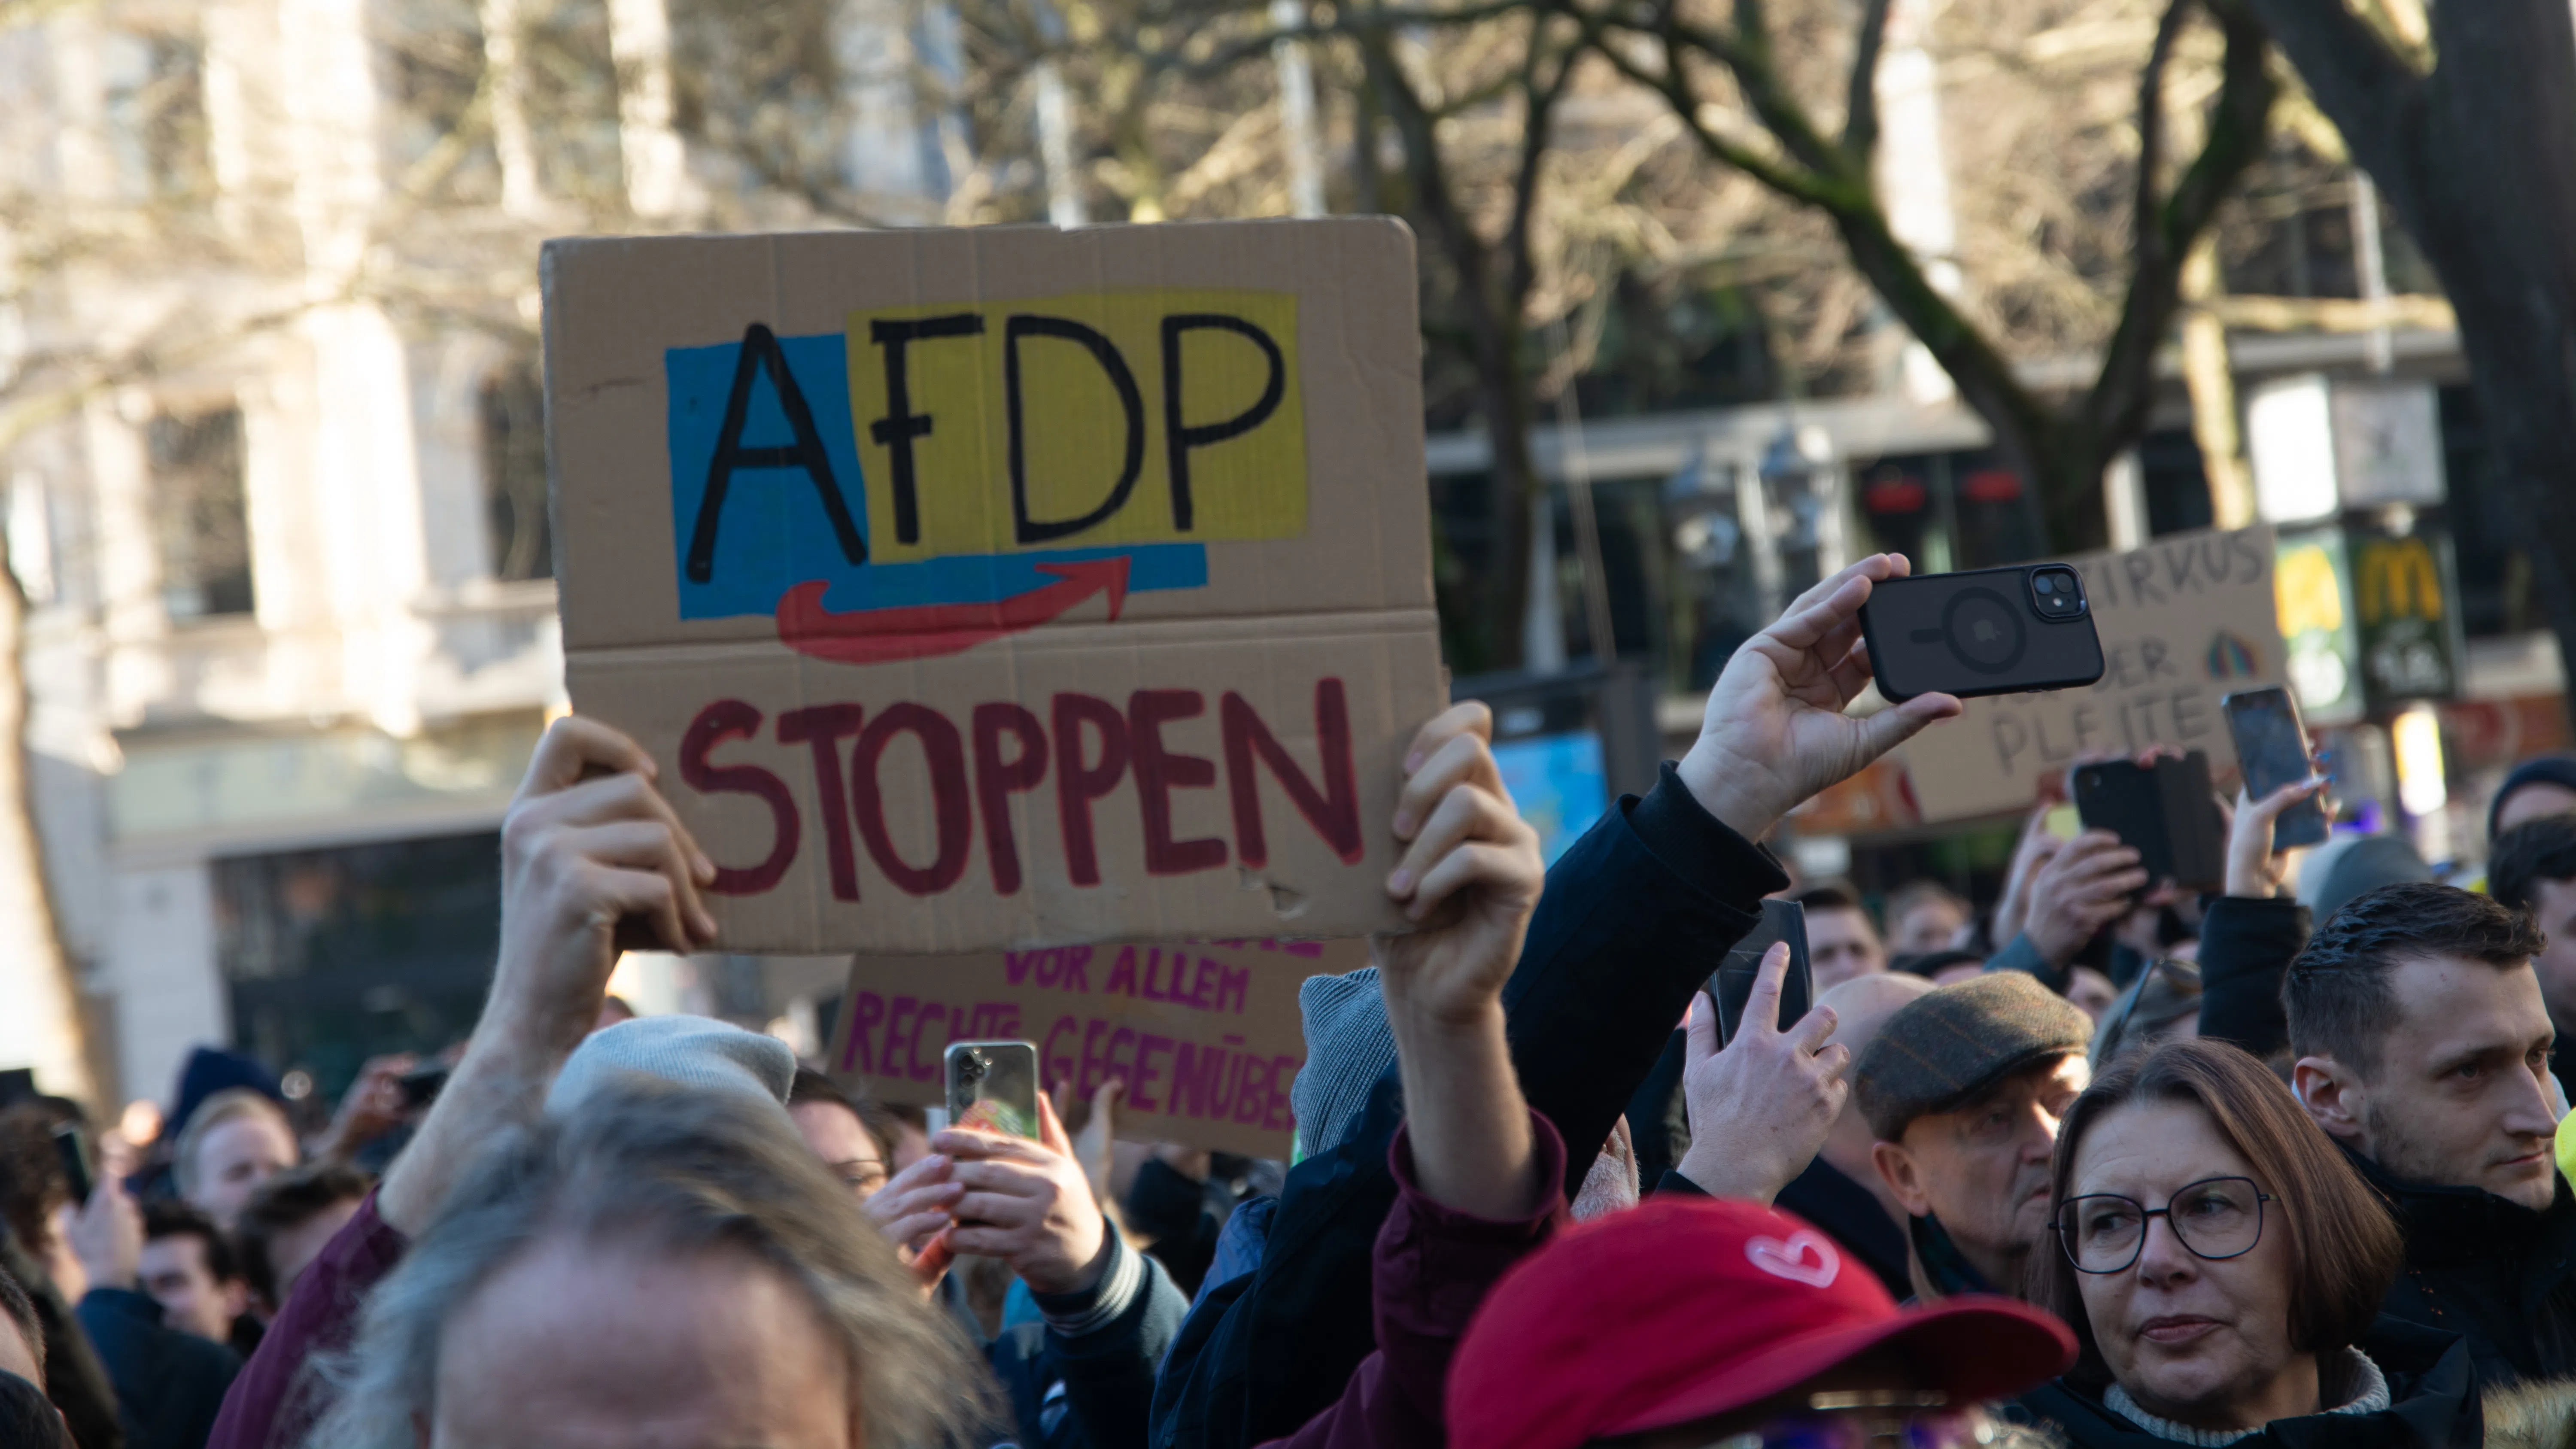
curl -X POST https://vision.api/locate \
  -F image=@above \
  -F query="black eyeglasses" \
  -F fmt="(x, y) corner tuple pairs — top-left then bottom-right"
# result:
(2054, 1176), (2274, 1274)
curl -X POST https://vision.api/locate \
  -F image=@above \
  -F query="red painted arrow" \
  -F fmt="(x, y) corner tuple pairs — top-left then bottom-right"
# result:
(775, 556), (1132, 665)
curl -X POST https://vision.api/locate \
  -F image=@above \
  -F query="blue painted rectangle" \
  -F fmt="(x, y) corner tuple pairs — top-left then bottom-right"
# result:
(664, 332), (1203, 620)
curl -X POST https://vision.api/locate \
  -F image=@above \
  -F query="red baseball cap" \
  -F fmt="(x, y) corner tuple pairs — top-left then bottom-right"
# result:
(1447, 1196), (2077, 1449)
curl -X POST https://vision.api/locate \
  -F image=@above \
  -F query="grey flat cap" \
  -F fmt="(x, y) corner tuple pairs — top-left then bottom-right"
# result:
(1851, 972), (2092, 1141)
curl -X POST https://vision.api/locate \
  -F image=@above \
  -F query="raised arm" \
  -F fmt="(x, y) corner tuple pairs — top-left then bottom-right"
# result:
(1259, 704), (1552, 1449)
(1507, 552), (1962, 1190)
(1152, 556), (1962, 1449)
(210, 717), (717, 1449)
(2196, 779), (2324, 1055)
(1377, 714), (1547, 1219)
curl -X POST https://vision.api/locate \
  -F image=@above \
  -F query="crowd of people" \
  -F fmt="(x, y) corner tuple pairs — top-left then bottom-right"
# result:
(6, 550), (2576, 1448)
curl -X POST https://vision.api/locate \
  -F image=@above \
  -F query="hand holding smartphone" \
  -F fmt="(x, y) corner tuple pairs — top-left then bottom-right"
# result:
(1707, 899), (1814, 1046)
(2221, 687), (2329, 849)
(2071, 751), (2228, 890)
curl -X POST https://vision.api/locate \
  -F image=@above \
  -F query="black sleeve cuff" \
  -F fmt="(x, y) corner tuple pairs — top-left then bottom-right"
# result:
(1626, 762), (1791, 913)
(1653, 1168), (1710, 1197)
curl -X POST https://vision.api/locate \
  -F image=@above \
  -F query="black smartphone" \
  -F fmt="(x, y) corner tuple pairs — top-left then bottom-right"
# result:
(2072, 752), (2228, 890)
(52, 1123), (93, 1204)
(2222, 687), (2328, 849)
(1860, 563), (2107, 702)
(398, 1064), (451, 1109)
(1707, 899), (1814, 1046)
(944, 1040), (1040, 1140)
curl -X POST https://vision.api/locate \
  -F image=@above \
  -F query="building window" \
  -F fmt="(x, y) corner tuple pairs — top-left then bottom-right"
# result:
(147, 407), (255, 620)
(383, 0), (500, 202)
(101, 31), (208, 199)
(480, 360), (552, 581)
(216, 831), (501, 1104)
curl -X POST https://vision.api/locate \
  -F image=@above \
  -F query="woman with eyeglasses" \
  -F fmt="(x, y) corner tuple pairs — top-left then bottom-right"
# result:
(2020, 1039), (2479, 1447)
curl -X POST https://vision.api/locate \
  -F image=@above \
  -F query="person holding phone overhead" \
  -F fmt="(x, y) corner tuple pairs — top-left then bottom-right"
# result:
(1157, 553), (1973, 1449)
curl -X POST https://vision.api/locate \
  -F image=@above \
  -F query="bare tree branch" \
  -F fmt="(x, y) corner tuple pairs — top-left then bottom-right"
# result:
(1584, 29), (1835, 205)
(1504, 9), (1584, 307)
(2077, 0), (2275, 447)
(2235, 0), (2421, 170)
(1841, 0), (1892, 163)
(2129, 0), (2192, 295)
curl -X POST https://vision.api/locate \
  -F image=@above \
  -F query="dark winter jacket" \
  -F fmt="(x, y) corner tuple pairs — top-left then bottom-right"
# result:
(1774, 1158), (1913, 1301)
(1, 1369), (69, 1449)
(1148, 763), (1787, 1449)
(985, 1233), (1192, 1449)
(2350, 1149), (2576, 1389)
(76, 1288), (239, 1449)
(1251, 1114), (1568, 1449)
(2020, 1316), (2480, 1448)
(2194, 894), (2309, 1058)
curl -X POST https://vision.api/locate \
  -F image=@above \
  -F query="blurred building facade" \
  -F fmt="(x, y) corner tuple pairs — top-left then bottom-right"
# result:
(0, 0), (958, 1107)
(0, 0), (2544, 1111)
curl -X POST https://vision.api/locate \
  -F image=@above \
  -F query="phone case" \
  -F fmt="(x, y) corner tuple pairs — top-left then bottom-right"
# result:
(2073, 753), (2227, 889)
(1861, 567), (2106, 702)
(945, 1040), (1040, 1139)
(1709, 899), (1813, 1045)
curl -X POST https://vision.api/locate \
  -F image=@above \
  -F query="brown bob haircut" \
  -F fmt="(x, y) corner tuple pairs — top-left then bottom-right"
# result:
(2029, 1039), (2401, 1384)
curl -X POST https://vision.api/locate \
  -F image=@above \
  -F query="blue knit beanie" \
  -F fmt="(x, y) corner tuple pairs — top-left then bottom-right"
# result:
(2490, 756), (2576, 842)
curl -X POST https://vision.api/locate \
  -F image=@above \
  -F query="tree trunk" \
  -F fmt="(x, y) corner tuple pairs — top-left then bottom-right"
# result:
(1471, 326), (1537, 673)
(2248, 0), (2576, 719)
(0, 565), (93, 1102)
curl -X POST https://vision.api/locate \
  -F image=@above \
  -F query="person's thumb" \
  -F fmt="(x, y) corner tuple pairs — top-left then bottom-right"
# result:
(1860, 692), (1963, 760)
(1037, 1089), (1076, 1158)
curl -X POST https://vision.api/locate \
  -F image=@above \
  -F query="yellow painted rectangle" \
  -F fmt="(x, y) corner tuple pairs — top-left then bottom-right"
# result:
(847, 288), (1306, 562)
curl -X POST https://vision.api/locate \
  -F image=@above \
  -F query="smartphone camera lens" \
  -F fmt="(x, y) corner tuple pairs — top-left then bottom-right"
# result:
(960, 1050), (987, 1083)
(2030, 566), (2087, 620)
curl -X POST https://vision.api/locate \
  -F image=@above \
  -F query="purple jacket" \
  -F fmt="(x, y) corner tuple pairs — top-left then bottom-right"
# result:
(205, 1189), (405, 1449)
(1259, 1111), (1569, 1449)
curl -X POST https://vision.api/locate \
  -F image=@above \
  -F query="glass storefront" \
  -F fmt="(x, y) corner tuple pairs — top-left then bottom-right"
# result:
(216, 831), (501, 1102)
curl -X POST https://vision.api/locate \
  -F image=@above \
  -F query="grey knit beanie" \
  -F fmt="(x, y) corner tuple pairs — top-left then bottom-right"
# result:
(1289, 967), (1395, 1156)
(545, 1015), (797, 1119)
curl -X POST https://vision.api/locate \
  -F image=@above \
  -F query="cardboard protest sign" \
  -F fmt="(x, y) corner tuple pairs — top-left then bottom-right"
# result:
(1898, 526), (2283, 823)
(544, 221), (1444, 952)
(827, 937), (1369, 1157)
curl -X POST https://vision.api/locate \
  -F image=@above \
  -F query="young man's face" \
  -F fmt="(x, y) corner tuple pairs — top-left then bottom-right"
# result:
(1891, 899), (1967, 957)
(1808, 908), (1889, 990)
(2334, 955), (2558, 1211)
(140, 1234), (247, 1343)
(190, 1112), (298, 1230)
